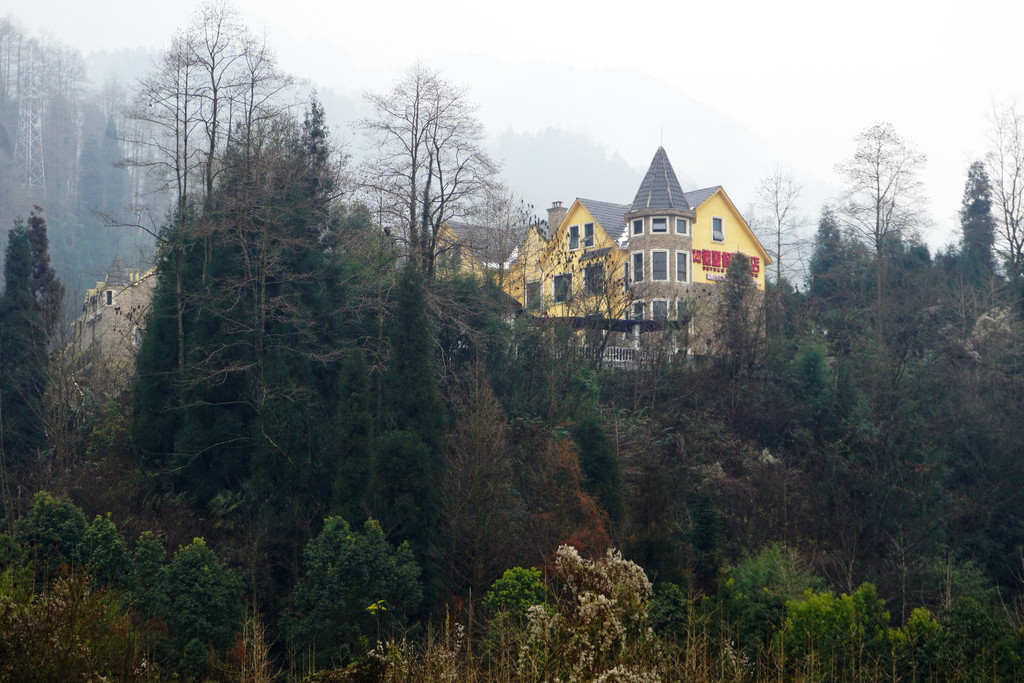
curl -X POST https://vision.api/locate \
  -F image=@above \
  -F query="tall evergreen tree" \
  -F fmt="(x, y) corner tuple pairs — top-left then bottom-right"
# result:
(567, 369), (623, 528)
(133, 98), (351, 514)
(808, 206), (872, 357)
(714, 253), (761, 378)
(809, 207), (845, 300)
(330, 348), (375, 523)
(960, 161), (995, 283)
(382, 262), (446, 454)
(26, 207), (64, 337)
(373, 261), (446, 597)
(0, 224), (48, 478)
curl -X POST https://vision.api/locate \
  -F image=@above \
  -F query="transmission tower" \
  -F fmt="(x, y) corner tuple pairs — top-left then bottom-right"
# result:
(14, 42), (45, 195)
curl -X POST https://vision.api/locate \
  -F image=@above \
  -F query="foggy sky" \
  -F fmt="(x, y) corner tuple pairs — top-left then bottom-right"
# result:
(9, 0), (1024, 253)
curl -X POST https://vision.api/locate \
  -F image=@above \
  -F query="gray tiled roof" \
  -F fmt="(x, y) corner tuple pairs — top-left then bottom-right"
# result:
(578, 198), (629, 242)
(448, 220), (530, 264)
(631, 147), (689, 212)
(683, 186), (720, 209)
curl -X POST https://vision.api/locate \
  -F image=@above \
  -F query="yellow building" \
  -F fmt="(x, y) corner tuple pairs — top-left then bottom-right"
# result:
(506, 147), (770, 329)
(436, 220), (528, 285)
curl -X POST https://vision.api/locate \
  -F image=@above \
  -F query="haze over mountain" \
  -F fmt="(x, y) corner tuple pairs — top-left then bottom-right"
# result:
(17, 0), (1024, 260)
(83, 46), (836, 255)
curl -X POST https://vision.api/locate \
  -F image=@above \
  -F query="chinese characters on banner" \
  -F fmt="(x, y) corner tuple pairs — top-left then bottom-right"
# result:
(693, 250), (760, 278)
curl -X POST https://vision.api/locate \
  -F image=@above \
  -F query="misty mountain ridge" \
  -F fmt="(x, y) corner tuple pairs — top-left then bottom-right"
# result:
(84, 46), (836, 248)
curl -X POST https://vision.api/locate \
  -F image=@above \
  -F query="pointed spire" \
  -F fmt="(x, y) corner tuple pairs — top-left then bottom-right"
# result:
(106, 250), (129, 287)
(631, 147), (689, 212)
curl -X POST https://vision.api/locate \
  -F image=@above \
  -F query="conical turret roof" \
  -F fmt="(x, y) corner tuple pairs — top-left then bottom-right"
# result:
(105, 251), (129, 287)
(630, 147), (690, 212)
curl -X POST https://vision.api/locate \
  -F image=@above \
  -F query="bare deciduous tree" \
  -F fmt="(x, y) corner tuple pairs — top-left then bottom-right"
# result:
(358, 63), (498, 280)
(124, 1), (295, 217)
(836, 122), (926, 331)
(755, 166), (804, 286)
(122, 0), (296, 371)
(987, 101), (1024, 285)
(475, 183), (534, 288)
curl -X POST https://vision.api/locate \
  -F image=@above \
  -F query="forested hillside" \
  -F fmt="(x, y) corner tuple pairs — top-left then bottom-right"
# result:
(3, 4), (1024, 682)
(0, 17), (153, 298)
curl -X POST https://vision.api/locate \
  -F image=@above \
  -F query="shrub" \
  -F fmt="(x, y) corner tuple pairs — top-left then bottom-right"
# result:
(484, 566), (546, 620)
(157, 537), (243, 677)
(284, 517), (422, 671)
(518, 545), (661, 681)
(780, 582), (889, 678)
(15, 491), (86, 586)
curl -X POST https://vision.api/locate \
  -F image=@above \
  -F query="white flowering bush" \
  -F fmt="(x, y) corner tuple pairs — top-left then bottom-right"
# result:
(517, 545), (662, 682)
(355, 617), (467, 682)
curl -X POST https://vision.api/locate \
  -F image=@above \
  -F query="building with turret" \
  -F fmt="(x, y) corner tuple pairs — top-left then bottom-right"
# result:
(505, 147), (770, 350)
(72, 252), (155, 378)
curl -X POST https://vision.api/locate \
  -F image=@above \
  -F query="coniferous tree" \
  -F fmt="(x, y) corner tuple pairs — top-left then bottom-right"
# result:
(0, 224), (48, 481)
(374, 261), (446, 596)
(809, 207), (845, 300)
(960, 161), (995, 283)
(382, 262), (446, 454)
(808, 206), (872, 357)
(714, 253), (761, 378)
(134, 98), (351, 512)
(131, 215), (189, 468)
(26, 207), (64, 337)
(568, 369), (623, 528)
(330, 348), (375, 523)
(572, 409), (623, 527)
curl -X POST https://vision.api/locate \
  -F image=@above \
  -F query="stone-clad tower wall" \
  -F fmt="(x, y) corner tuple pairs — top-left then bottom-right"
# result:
(624, 147), (697, 322)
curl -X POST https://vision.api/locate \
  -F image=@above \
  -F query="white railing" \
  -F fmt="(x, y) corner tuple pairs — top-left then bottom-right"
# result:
(602, 346), (637, 365)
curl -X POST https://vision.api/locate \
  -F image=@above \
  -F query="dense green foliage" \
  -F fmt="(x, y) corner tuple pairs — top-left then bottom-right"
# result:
(158, 538), (244, 676)
(8, 10), (1024, 681)
(0, 224), (47, 477)
(482, 566), (546, 619)
(374, 262), (447, 585)
(284, 517), (422, 669)
(0, 494), (245, 680)
(959, 160), (996, 283)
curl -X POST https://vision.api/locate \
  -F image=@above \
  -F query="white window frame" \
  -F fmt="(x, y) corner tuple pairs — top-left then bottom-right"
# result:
(651, 216), (668, 233)
(568, 224), (580, 251)
(553, 273), (572, 303)
(582, 222), (595, 248)
(711, 216), (725, 243)
(632, 252), (644, 282)
(675, 250), (690, 283)
(676, 299), (689, 322)
(651, 249), (669, 281)
(675, 217), (689, 235)
(632, 301), (645, 320)
(525, 280), (541, 309)
(675, 300), (695, 336)
(584, 263), (604, 294)
(651, 299), (669, 321)
(632, 218), (644, 236)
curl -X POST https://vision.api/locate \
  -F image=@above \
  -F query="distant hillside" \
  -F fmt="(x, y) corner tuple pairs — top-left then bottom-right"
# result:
(82, 46), (840, 261)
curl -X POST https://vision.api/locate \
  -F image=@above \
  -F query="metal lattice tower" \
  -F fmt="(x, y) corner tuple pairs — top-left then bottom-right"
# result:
(14, 42), (45, 195)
